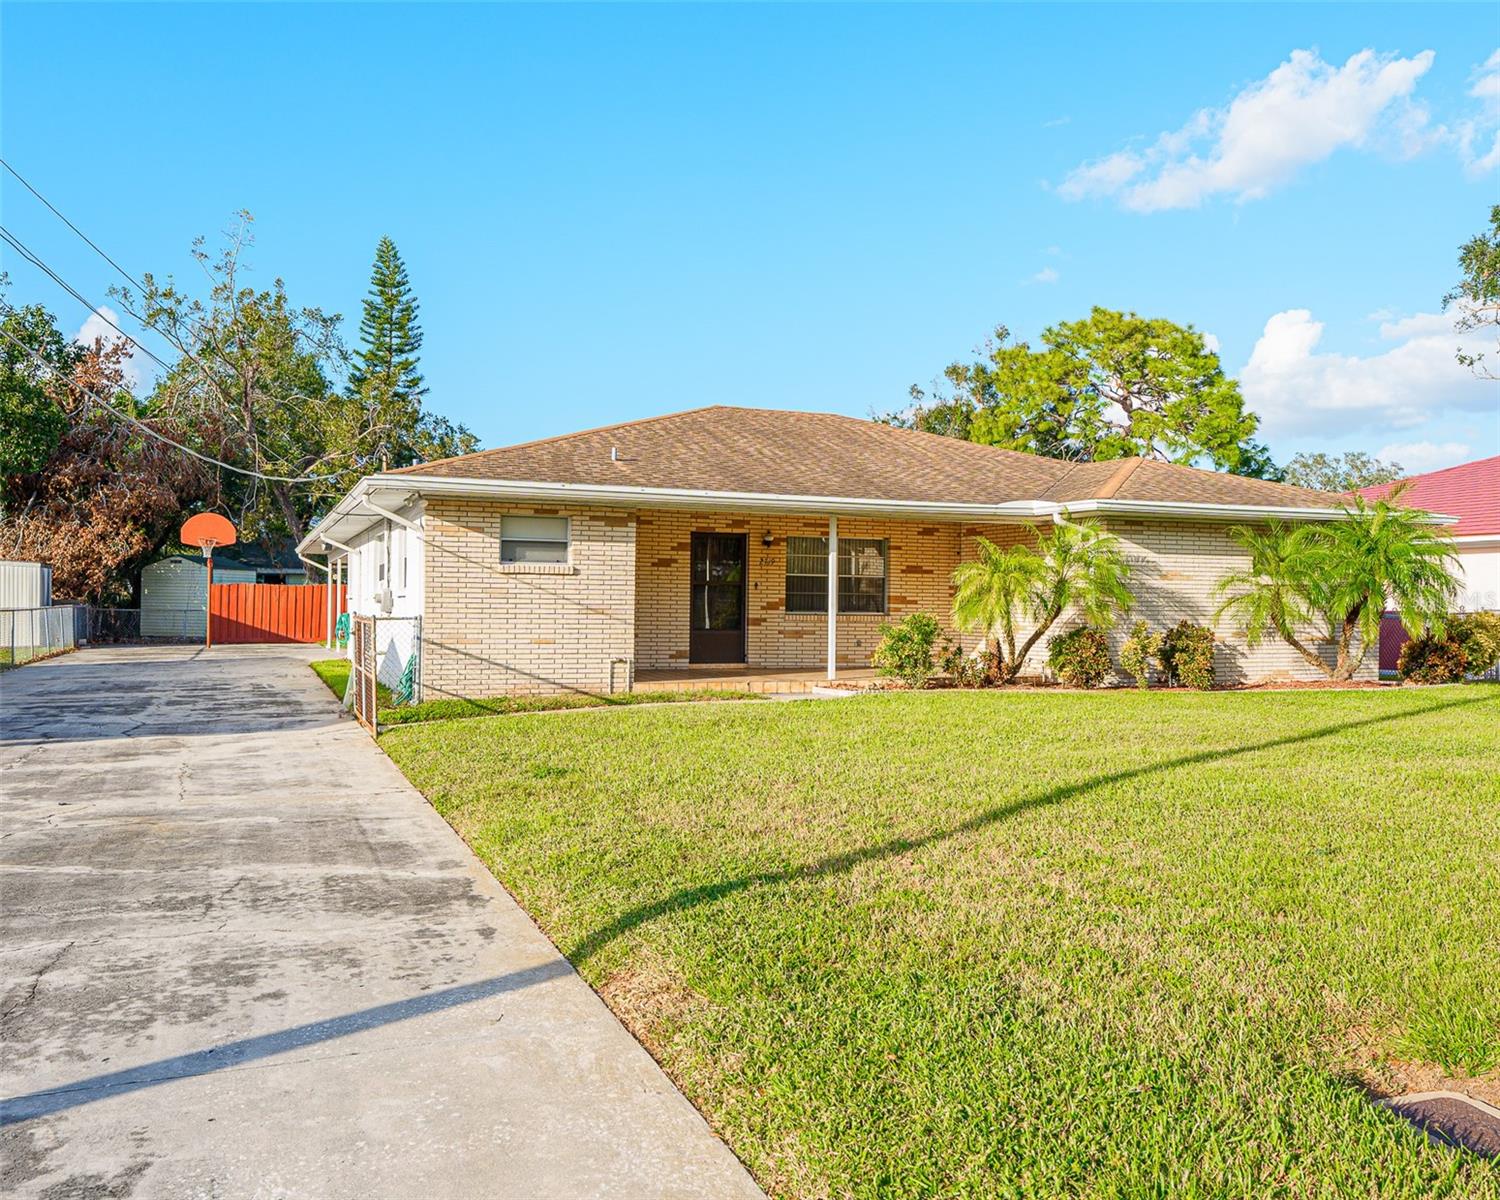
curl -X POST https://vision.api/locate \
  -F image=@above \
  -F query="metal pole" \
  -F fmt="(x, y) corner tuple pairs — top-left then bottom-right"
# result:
(826, 515), (838, 682)
(204, 550), (213, 650)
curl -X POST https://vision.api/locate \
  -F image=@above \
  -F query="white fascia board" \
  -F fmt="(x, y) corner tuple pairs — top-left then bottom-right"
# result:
(1452, 533), (1500, 548)
(298, 472), (1453, 556)
(1063, 498), (1458, 525)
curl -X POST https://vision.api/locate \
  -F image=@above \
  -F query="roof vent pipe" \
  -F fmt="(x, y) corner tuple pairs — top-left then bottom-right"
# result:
(611, 446), (619, 462)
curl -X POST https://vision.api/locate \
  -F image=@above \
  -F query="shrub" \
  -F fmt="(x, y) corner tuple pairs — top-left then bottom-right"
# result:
(1157, 621), (1216, 689)
(938, 639), (988, 688)
(1398, 634), (1469, 684)
(1449, 611), (1500, 675)
(872, 612), (941, 688)
(1119, 621), (1163, 690)
(1047, 627), (1112, 689)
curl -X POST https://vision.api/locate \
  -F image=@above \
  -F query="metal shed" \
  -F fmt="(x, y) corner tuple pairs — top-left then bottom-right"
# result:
(0, 561), (53, 609)
(140, 556), (256, 638)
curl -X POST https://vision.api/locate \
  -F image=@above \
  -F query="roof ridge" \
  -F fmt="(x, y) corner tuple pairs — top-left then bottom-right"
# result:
(1091, 457), (1145, 500)
(384, 405), (728, 475)
(388, 404), (1079, 480)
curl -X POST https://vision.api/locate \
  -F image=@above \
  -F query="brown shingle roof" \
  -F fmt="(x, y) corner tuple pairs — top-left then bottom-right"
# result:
(392, 406), (1345, 511)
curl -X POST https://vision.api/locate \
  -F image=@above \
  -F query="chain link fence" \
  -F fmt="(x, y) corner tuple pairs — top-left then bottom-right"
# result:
(1, 606), (80, 666)
(347, 615), (422, 736)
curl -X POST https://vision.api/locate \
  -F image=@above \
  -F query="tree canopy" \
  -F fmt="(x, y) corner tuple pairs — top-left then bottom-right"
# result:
(1281, 451), (1404, 493)
(1446, 204), (1500, 379)
(891, 308), (1277, 477)
(0, 301), (215, 603)
(111, 217), (478, 544)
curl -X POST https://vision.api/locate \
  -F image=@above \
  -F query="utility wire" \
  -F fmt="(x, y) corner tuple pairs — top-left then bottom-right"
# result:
(0, 317), (339, 484)
(0, 156), (144, 290)
(0, 224), (176, 375)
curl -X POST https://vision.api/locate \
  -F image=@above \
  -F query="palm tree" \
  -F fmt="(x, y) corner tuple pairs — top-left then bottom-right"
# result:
(1213, 522), (1329, 676)
(1319, 494), (1460, 678)
(952, 519), (1134, 684)
(952, 537), (1043, 679)
(1215, 492), (1459, 681)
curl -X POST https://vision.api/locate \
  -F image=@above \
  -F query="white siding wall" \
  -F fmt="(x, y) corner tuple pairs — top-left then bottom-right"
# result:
(339, 502), (426, 687)
(1456, 544), (1500, 612)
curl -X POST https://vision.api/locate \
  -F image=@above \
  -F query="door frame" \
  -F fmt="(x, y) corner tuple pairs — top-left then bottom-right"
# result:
(688, 532), (748, 664)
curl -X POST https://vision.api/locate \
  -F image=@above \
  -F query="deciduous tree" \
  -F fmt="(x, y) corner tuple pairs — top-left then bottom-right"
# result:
(890, 309), (1276, 476)
(1446, 204), (1500, 379)
(1281, 450), (1404, 493)
(1, 323), (215, 603)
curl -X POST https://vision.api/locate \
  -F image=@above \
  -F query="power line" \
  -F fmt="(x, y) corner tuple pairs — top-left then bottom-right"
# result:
(0, 316), (338, 484)
(0, 157), (144, 291)
(0, 224), (176, 375)
(0, 213), (339, 415)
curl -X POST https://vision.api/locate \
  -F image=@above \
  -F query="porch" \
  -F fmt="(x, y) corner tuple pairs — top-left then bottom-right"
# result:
(633, 665), (882, 695)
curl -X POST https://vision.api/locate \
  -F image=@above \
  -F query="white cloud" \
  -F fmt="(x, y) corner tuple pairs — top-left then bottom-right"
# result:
(1043, 115), (1071, 129)
(1375, 440), (1473, 473)
(1455, 48), (1500, 174)
(1241, 307), (1498, 442)
(1059, 49), (1436, 211)
(1031, 266), (1060, 285)
(73, 306), (147, 390)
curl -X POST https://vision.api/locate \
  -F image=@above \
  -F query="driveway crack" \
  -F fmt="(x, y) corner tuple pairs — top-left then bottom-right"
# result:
(0, 940), (75, 1031)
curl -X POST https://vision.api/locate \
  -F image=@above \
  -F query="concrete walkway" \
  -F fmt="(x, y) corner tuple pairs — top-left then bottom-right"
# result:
(0, 645), (764, 1200)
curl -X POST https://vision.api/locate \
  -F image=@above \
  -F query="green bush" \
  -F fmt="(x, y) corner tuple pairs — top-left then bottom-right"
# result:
(872, 612), (941, 688)
(1158, 621), (1216, 690)
(1449, 611), (1500, 674)
(1047, 627), (1112, 689)
(1119, 621), (1163, 690)
(1398, 634), (1469, 684)
(938, 639), (988, 688)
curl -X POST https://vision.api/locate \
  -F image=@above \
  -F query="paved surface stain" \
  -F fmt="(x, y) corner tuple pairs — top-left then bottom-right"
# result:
(1, 644), (763, 1199)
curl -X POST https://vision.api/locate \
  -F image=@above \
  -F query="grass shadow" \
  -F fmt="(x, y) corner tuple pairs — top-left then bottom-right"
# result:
(566, 690), (1494, 964)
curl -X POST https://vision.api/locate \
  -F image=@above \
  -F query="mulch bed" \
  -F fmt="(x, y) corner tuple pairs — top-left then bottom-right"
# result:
(828, 677), (1403, 694)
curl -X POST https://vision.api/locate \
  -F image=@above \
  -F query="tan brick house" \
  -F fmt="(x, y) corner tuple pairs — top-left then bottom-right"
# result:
(298, 406), (1383, 699)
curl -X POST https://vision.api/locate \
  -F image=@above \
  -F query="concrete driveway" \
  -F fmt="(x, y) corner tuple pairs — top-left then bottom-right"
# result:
(0, 644), (763, 1200)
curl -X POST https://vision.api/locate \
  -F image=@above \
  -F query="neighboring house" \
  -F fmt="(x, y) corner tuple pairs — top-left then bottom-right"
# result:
(1358, 454), (1500, 613)
(298, 406), (1409, 699)
(141, 543), (310, 638)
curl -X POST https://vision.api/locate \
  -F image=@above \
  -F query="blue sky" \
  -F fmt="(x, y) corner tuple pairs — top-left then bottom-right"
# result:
(3, 3), (1497, 474)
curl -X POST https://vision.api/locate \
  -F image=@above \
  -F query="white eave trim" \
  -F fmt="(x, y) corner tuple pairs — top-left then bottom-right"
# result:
(295, 473), (1457, 555)
(1059, 498), (1458, 523)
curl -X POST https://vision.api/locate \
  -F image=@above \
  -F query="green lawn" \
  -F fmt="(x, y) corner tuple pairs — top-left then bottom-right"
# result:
(384, 687), (1500, 1199)
(309, 658), (760, 725)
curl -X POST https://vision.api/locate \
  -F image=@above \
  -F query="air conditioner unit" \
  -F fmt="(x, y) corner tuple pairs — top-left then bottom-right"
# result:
(376, 588), (394, 614)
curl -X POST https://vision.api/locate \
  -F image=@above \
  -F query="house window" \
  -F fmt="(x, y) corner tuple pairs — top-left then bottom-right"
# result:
(500, 515), (570, 564)
(784, 536), (887, 614)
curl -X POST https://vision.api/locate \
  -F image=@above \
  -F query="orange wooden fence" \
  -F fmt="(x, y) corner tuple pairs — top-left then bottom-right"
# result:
(209, 583), (346, 644)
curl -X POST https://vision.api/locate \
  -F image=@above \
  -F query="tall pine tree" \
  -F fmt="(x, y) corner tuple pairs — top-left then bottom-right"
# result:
(347, 236), (478, 469)
(349, 236), (426, 405)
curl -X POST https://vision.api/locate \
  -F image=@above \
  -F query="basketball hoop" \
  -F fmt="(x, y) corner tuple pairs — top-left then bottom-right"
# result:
(180, 513), (237, 649)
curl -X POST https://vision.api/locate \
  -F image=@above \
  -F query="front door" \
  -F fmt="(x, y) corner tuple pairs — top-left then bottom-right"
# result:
(690, 532), (747, 663)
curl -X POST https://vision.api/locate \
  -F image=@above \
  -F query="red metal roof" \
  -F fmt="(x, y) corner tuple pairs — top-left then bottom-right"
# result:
(1357, 455), (1500, 537)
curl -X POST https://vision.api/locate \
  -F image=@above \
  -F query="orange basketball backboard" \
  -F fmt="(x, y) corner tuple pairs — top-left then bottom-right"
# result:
(181, 512), (237, 552)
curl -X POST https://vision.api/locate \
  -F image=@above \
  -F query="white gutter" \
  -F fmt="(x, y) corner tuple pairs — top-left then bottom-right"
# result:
(1063, 498), (1458, 524)
(296, 473), (1458, 555)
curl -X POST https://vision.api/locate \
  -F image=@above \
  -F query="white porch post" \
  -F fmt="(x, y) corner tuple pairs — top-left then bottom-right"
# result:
(325, 559), (334, 649)
(826, 515), (838, 681)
